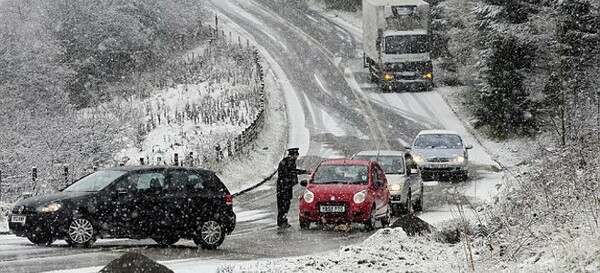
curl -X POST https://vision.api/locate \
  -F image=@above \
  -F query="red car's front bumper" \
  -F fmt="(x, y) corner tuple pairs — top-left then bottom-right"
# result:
(299, 199), (372, 224)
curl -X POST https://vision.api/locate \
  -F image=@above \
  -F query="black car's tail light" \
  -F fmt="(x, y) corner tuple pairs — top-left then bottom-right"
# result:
(225, 194), (233, 206)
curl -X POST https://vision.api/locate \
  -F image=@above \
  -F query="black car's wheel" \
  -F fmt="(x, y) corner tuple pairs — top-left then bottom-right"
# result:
(299, 220), (311, 230)
(364, 206), (377, 231)
(27, 233), (55, 246)
(194, 220), (225, 250)
(153, 235), (180, 247)
(65, 217), (96, 248)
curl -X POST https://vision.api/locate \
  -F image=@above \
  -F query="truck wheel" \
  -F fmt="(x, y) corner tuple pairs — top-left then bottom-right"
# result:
(369, 67), (378, 83)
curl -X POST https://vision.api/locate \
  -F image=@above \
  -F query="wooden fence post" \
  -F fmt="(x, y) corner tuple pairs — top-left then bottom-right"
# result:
(63, 165), (69, 185)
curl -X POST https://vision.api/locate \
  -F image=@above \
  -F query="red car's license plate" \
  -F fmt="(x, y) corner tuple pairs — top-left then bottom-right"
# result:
(320, 206), (345, 213)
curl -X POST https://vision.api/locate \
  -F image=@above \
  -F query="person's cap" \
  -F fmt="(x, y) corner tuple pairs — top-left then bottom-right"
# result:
(287, 147), (300, 155)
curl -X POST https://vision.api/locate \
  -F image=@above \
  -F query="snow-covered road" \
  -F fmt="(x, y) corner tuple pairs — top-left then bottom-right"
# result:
(0, 0), (504, 272)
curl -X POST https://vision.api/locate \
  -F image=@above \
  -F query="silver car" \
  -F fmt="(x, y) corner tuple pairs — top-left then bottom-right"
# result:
(410, 130), (473, 181)
(352, 150), (424, 215)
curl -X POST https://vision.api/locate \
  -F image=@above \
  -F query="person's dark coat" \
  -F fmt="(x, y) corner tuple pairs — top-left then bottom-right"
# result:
(276, 156), (307, 200)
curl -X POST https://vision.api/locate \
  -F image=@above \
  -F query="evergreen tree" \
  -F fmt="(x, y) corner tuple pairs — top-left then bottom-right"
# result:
(470, 0), (540, 138)
(542, 0), (600, 146)
(474, 35), (537, 137)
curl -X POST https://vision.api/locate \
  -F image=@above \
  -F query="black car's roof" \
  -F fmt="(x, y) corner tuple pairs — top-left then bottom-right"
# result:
(101, 165), (213, 173)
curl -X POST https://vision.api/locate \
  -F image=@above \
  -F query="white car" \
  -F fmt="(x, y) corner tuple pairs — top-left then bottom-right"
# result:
(410, 130), (473, 181)
(352, 150), (424, 215)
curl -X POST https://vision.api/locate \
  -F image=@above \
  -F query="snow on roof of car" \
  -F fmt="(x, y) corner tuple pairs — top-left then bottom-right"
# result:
(417, 129), (460, 136)
(353, 150), (407, 156)
(105, 165), (210, 172)
(320, 159), (370, 166)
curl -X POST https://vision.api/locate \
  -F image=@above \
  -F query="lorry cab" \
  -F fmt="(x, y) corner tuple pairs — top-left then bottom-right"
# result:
(363, 0), (433, 91)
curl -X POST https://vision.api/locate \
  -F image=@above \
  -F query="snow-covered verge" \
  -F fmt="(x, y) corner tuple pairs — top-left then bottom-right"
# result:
(218, 228), (468, 272)
(438, 87), (600, 273)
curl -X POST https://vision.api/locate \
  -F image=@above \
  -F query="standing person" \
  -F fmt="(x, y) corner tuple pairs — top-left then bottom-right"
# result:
(276, 147), (311, 229)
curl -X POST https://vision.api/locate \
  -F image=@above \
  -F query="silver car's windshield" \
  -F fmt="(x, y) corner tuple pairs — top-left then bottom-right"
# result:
(353, 155), (405, 174)
(312, 165), (369, 185)
(63, 170), (127, 192)
(414, 134), (463, 149)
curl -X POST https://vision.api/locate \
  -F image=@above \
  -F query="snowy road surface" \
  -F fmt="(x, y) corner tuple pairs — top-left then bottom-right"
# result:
(0, 0), (503, 272)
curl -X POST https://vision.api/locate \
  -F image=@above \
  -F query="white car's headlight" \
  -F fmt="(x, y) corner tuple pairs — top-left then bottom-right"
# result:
(303, 190), (315, 203)
(353, 190), (368, 204)
(413, 155), (425, 164)
(389, 184), (402, 192)
(36, 202), (62, 213)
(453, 156), (465, 163)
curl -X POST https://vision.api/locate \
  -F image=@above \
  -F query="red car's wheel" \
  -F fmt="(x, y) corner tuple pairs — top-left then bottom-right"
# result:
(364, 206), (377, 231)
(299, 220), (311, 230)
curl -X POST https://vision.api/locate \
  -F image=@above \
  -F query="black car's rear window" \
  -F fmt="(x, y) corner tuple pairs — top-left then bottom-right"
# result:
(165, 170), (229, 194)
(64, 170), (127, 192)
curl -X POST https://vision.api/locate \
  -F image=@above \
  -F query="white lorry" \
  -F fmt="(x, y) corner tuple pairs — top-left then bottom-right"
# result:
(362, 0), (433, 91)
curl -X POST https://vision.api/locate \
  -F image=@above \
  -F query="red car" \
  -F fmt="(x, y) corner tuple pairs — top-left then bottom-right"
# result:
(298, 159), (390, 230)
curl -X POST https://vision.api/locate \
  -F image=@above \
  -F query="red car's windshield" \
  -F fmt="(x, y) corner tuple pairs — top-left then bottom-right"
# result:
(312, 165), (369, 185)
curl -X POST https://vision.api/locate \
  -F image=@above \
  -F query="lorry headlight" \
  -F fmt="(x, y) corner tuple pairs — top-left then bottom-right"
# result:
(388, 184), (402, 192)
(383, 73), (393, 81)
(36, 202), (62, 213)
(353, 190), (368, 204)
(303, 190), (315, 203)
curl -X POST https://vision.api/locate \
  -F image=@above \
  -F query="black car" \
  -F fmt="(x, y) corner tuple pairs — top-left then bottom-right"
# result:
(8, 166), (236, 249)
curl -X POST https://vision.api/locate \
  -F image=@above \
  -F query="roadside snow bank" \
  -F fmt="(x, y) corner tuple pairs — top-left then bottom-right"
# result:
(219, 228), (467, 272)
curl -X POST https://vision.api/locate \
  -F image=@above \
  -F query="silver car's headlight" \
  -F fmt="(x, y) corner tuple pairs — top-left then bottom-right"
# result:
(413, 155), (425, 165)
(303, 190), (315, 203)
(353, 190), (368, 204)
(36, 202), (62, 213)
(453, 156), (465, 163)
(388, 184), (402, 192)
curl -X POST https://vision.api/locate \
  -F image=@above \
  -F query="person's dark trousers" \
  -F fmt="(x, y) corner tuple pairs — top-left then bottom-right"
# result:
(277, 195), (291, 226)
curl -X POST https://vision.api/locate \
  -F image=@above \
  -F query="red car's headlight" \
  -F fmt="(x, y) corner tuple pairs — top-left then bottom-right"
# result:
(353, 190), (368, 204)
(303, 189), (315, 203)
